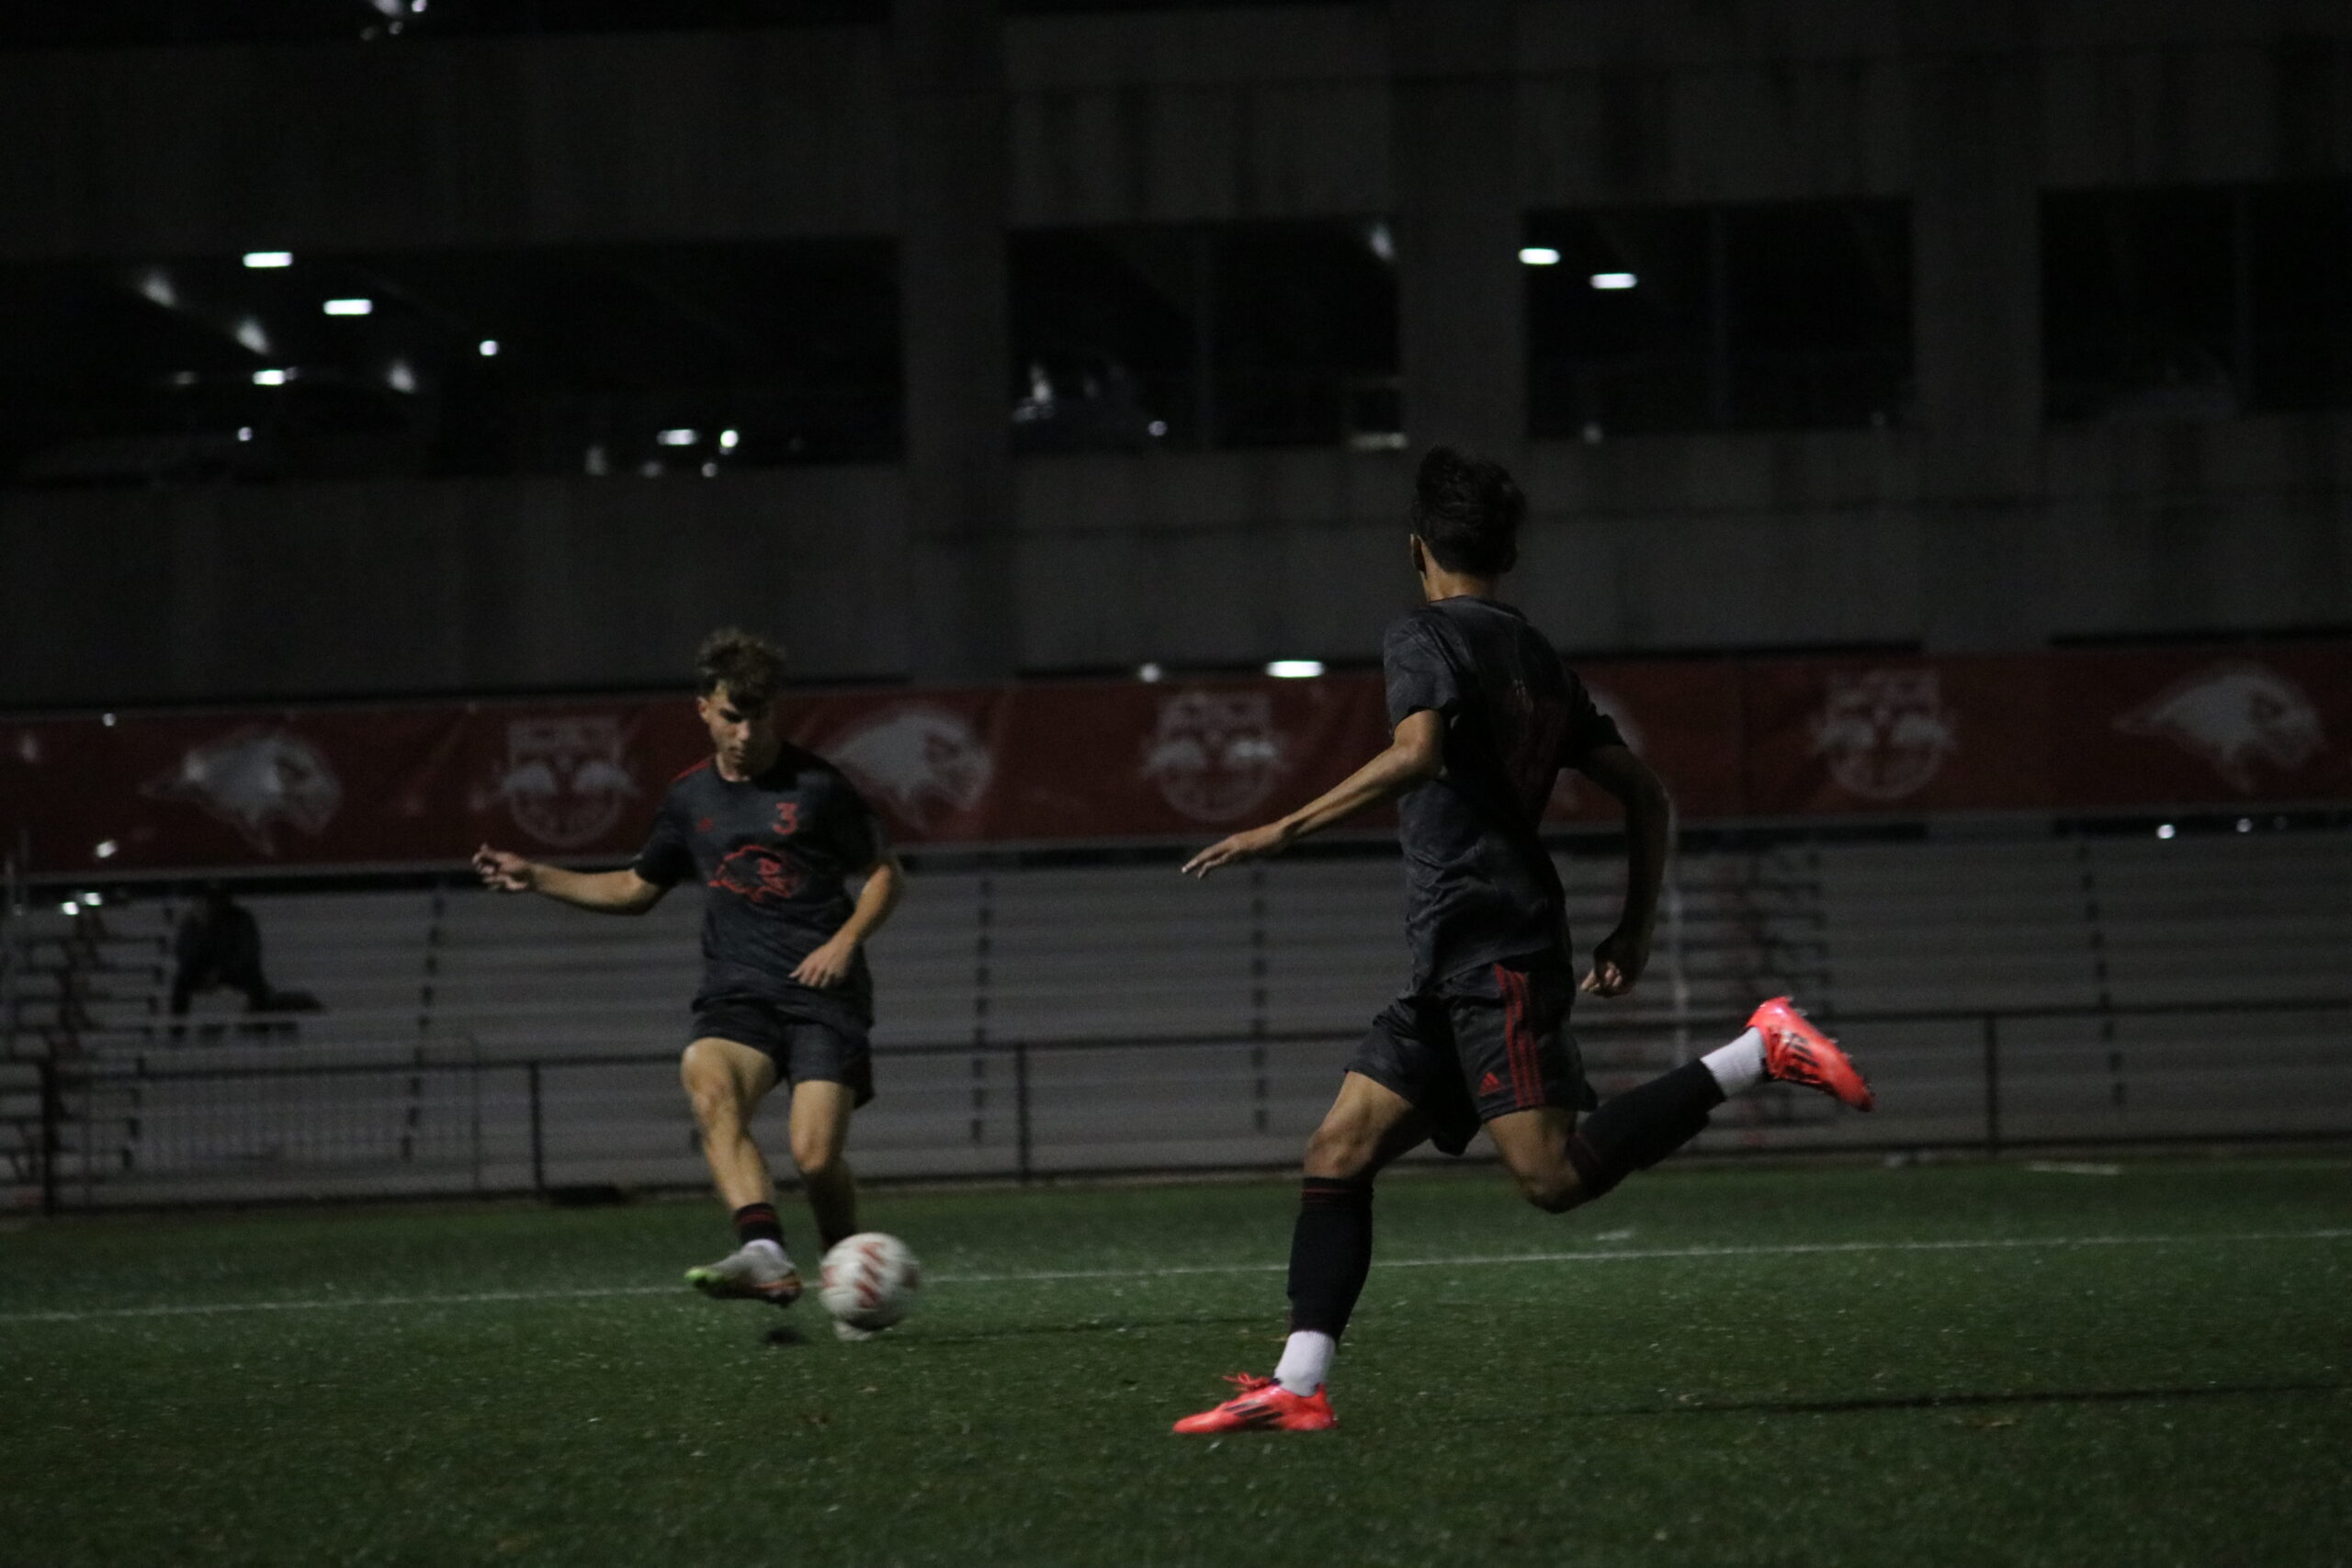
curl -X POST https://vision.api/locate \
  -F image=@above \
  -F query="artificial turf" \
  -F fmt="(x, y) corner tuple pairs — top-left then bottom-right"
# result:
(3, 1157), (2347, 1568)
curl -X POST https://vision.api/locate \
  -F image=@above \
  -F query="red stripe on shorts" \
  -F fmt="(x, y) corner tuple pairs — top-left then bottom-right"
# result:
(1496, 964), (1537, 1108)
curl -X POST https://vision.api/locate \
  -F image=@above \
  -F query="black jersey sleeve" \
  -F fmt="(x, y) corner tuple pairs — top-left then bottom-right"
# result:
(1558, 673), (1628, 767)
(1383, 614), (1464, 728)
(631, 794), (696, 888)
(830, 773), (886, 871)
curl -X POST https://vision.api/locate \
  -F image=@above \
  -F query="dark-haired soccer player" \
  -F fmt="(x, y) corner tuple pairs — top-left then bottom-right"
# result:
(474, 629), (904, 1337)
(1170, 448), (1873, 1433)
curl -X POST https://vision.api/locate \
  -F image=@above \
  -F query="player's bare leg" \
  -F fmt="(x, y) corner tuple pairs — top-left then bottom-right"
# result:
(680, 1036), (802, 1306)
(786, 1077), (876, 1337)
(787, 1078), (859, 1251)
(1174, 1073), (1427, 1433)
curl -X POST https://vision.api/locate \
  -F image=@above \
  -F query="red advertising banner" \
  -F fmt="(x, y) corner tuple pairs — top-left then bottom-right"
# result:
(5, 639), (2346, 876)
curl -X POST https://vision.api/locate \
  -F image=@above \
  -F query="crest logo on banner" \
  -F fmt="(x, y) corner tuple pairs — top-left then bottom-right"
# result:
(1549, 683), (1642, 811)
(477, 716), (640, 849)
(1141, 690), (1289, 823)
(141, 726), (343, 854)
(1811, 669), (1958, 801)
(2113, 660), (2324, 792)
(826, 705), (994, 828)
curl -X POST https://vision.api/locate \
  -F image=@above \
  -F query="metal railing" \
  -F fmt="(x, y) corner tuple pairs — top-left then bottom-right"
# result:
(10, 995), (2348, 1213)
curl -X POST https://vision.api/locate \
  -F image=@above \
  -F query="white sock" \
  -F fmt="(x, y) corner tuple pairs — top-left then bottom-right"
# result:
(1701, 1028), (1768, 1097)
(1273, 1330), (1336, 1396)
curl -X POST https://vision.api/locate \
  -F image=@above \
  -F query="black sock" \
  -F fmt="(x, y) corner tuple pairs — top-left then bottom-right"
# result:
(732, 1201), (786, 1249)
(1285, 1177), (1374, 1337)
(817, 1220), (854, 1253)
(1566, 1060), (1726, 1201)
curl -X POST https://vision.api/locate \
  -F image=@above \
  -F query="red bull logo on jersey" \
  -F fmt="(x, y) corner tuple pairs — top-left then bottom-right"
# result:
(2113, 660), (2324, 792)
(1811, 669), (1958, 802)
(141, 726), (343, 854)
(1141, 690), (1290, 823)
(476, 716), (640, 849)
(824, 705), (993, 829)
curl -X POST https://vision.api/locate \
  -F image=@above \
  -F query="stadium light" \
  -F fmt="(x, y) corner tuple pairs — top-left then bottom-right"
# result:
(101, 713), (117, 727)
(1589, 272), (1638, 290)
(60, 900), (79, 917)
(95, 840), (119, 860)
(2155, 823), (2177, 840)
(1518, 247), (1561, 266)
(1137, 662), (1164, 683)
(235, 319), (271, 355)
(1266, 660), (1325, 679)
(237, 427), (254, 442)
(253, 369), (290, 386)
(322, 299), (372, 316)
(137, 270), (177, 309)
(243, 251), (294, 269)
(478, 339), (499, 356)
(386, 360), (417, 393)
(81, 891), (104, 908)
(718, 429), (740, 451)
(657, 428), (700, 446)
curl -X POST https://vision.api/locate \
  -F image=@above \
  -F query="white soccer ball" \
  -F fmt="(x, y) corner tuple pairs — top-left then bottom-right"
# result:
(819, 1231), (921, 1332)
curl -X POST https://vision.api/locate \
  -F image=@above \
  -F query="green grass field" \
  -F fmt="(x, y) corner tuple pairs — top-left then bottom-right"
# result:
(4, 1157), (2348, 1567)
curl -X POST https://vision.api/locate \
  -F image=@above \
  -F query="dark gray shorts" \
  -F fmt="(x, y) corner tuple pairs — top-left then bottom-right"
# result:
(689, 996), (874, 1108)
(1346, 953), (1596, 1156)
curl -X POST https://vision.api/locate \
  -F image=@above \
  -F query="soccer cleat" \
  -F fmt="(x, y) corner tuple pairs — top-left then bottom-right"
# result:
(1749, 997), (1875, 1111)
(832, 1318), (880, 1342)
(685, 1243), (803, 1307)
(1171, 1374), (1338, 1434)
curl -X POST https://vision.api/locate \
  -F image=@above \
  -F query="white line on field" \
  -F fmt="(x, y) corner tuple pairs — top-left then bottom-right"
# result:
(2, 1227), (2346, 1327)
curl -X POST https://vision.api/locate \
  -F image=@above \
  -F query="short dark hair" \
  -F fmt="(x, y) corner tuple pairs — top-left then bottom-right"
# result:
(1409, 446), (1524, 575)
(695, 627), (787, 709)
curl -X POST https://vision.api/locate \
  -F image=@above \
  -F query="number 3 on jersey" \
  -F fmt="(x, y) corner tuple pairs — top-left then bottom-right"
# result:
(773, 800), (801, 837)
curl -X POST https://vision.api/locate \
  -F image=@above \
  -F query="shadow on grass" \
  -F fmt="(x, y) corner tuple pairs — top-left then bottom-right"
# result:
(1589, 1381), (2346, 1419)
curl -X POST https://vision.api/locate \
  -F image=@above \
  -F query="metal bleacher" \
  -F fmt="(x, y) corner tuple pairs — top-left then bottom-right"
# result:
(5, 826), (2346, 1209)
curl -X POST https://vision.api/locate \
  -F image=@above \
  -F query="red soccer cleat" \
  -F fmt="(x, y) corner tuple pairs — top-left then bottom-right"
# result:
(1171, 1374), (1338, 1434)
(1749, 997), (1875, 1111)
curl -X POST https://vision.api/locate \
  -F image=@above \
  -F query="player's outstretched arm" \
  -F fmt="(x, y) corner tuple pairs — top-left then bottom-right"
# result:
(1571, 745), (1670, 997)
(792, 849), (906, 988)
(471, 844), (667, 915)
(1182, 710), (1444, 877)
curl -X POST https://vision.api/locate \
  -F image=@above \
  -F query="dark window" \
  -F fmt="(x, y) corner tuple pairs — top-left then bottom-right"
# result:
(1526, 200), (1912, 437)
(1010, 221), (1400, 454)
(2043, 181), (2352, 422)
(0, 243), (900, 487)
(0, 1), (882, 51)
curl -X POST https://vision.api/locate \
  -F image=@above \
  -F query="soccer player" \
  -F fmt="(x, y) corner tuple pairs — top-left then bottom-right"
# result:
(473, 629), (904, 1335)
(1170, 448), (1874, 1433)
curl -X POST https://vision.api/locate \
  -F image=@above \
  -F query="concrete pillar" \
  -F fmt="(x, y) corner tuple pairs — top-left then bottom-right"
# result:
(1911, 39), (2048, 651)
(1390, 0), (1524, 462)
(895, 0), (1017, 681)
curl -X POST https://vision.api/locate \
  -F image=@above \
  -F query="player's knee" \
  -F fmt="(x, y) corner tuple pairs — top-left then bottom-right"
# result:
(1511, 1163), (1587, 1214)
(1302, 1119), (1378, 1181)
(791, 1135), (843, 1181)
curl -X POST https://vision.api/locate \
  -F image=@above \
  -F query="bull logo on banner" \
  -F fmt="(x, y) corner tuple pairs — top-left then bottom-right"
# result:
(2113, 660), (2324, 793)
(478, 716), (640, 849)
(825, 705), (993, 829)
(1142, 691), (1289, 823)
(141, 726), (343, 854)
(1811, 670), (1958, 801)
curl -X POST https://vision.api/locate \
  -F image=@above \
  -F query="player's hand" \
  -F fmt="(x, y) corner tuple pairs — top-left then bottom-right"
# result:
(473, 844), (536, 893)
(1580, 926), (1650, 998)
(1181, 820), (1294, 878)
(793, 935), (857, 989)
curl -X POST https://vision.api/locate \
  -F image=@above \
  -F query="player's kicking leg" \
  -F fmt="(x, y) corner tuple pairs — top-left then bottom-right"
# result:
(783, 1075), (881, 1340)
(680, 1035), (804, 1307)
(1487, 997), (1873, 1215)
(1173, 1072), (1429, 1434)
